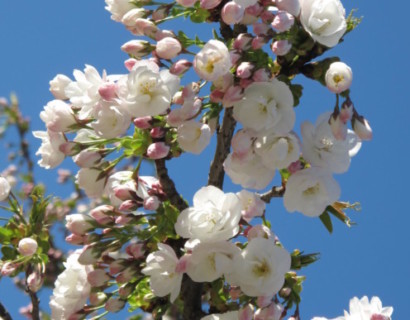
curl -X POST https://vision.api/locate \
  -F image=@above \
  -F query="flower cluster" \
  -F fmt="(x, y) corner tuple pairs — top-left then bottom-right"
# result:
(0, 0), (378, 318)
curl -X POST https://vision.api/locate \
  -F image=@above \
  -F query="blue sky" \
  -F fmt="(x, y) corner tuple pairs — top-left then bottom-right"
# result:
(0, 1), (408, 319)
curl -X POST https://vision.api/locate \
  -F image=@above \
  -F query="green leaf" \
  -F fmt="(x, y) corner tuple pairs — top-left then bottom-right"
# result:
(319, 211), (333, 234)
(289, 83), (303, 107)
(190, 7), (210, 23)
(0, 227), (13, 243)
(1, 246), (17, 260)
(346, 9), (363, 34)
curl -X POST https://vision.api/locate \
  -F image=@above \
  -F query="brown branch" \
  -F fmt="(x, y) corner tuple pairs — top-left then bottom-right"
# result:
(259, 186), (285, 204)
(154, 159), (204, 320)
(207, 108), (236, 189)
(0, 301), (12, 320)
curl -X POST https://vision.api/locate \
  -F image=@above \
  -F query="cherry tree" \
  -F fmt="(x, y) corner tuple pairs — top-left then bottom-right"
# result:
(0, 0), (392, 319)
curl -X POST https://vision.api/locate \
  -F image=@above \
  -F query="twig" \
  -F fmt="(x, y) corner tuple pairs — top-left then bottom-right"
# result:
(0, 301), (12, 320)
(259, 186), (285, 204)
(207, 108), (236, 189)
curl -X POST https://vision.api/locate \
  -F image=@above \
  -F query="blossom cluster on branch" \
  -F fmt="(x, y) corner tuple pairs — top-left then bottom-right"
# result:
(0, 0), (390, 319)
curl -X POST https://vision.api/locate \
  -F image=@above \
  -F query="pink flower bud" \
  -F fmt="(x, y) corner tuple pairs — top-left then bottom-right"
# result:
(223, 85), (243, 108)
(150, 127), (165, 138)
(210, 90), (225, 103)
(27, 271), (43, 292)
(155, 29), (175, 41)
(156, 37), (182, 60)
(115, 214), (133, 225)
(229, 286), (242, 300)
(87, 269), (110, 287)
(246, 3), (263, 16)
(287, 160), (302, 174)
(109, 260), (126, 276)
(200, 0), (222, 9)
(118, 200), (139, 211)
(256, 294), (273, 308)
(352, 115), (373, 141)
(121, 40), (152, 58)
(222, 2), (245, 25)
(275, 0), (300, 17)
(65, 234), (86, 245)
(116, 268), (135, 283)
(252, 36), (267, 49)
(254, 302), (285, 320)
(252, 68), (270, 82)
(152, 7), (168, 21)
(105, 297), (125, 313)
(230, 51), (241, 65)
(329, 113), (347, 141)
(236, 62), (254, 79)
(253, 22), (270, 36)
(18, 238), (38, 256)
(143, 195), (160, 210)
(272, 10), (295, 32)
(1, 262), (16, 276)
(133, 116), (152, 129)
(124, 58), (138, 71)
(89, 292), (107, 306)
(370, 315), (390, 320)
(340, 99), (354, 123)
(130, 18), (158, 38)
(239, 304), (254, 320)
(73, 150), (102, 168)
(233, 33), (252, 51)
(98, 82), (117, 101)
(147, 142), (170, 159)
(271, 40), (292, 56)
(59, 142), (78, 156)
(126, 243), (145, 259)
(78, 244), (99, 265)
(66, 214), (94, 235)
(245, 224), (273, 240)
(119, 284), (133, 299)
(170, 59), (192, 75)
(176, 0), (197, 7)
(260, 10), (275, 23)
(90, 205), (115, 225)
(121, 8), (147, 27)
(239, 78), (253, 88)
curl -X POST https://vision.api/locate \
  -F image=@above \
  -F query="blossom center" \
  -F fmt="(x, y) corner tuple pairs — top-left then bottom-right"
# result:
(252, 259), (271, 277)
(303, 183), (320, 196)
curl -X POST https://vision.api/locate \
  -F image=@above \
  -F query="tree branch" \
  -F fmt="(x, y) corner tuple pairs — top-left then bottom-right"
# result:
(259, 186), (285, 204)
(0, 301), (12, 320)
(207, 108), (236, 189)
(154, 159), (204, 320)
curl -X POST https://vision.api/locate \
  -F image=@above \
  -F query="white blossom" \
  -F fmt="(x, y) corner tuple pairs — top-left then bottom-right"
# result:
(76, 168), (106, 198)
(40, 99), (76, 132)
(141, 243), (183, 302)
(177, 121), (212, 154)
(237, 190), (266, 222)
(283, 167), (340, 217)
(0, 176), (11, 201)
(50, 250), (93, 320)
(91, 102), (131, 139)
(33, 130), (66, 169)
(224, 153), (275, 190)
(201, 311), (239, 320)
(194, 40), (232, 81)
(49, 74), (72, 100)
(254, 131), (300, 170)
(301, 113), (361, 174)
(233, 80), (295, 133)
(175, 186), (242, 243)
(300, 0), (347, 48)
(117, 61), (179, 117)
(226, 238), (291, 297)
(325, 62), (353, 94)
(105, 0), (135, 22)
(104, 171), (137, 207)
(64, 65), (106, 119)
(186, 241), (240, 282)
